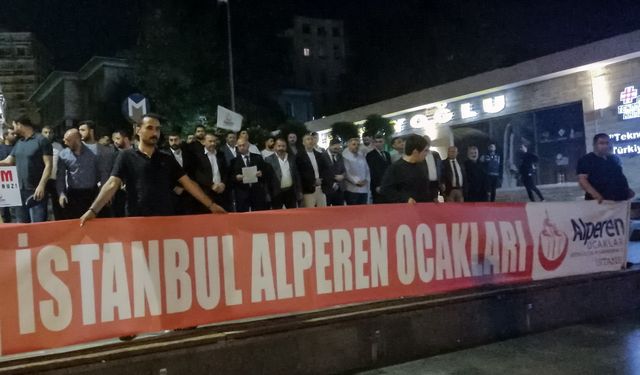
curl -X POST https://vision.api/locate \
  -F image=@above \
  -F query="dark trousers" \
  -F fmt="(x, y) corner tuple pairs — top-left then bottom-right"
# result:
(65, 188), (97, 219)
(487, 175), (499, 202)
(427, 181), (440, 202)
(327, 189), (345, 206)
(371, 187), (385, 204)
(1, 207), (12, 223)
(345, 191), (368, 205)
(235, 187), (267, 212)
(272, 187), (297, 209)
(46, 179), (63, 220)
(522, 174), (544, 202)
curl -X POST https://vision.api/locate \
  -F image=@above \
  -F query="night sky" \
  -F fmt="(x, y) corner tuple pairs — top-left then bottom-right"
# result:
(2, 0), (640, 107)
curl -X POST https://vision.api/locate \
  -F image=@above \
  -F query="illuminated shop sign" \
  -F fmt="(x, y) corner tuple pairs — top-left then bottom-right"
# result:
(617, 86), (640, 120)
(609, 130), (640, 156)
(390, 94), (506, 135)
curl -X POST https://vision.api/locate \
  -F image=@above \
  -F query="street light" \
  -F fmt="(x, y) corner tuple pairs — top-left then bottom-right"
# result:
(218, 0), (236, 111)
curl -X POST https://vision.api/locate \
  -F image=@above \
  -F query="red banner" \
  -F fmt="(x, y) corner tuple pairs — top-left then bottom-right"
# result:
(0, 201), (629, 355)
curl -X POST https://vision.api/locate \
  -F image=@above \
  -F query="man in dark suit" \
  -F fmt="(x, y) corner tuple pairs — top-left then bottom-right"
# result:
(297, 133), (332, 207)
(230, 136), (269, 212)
(222, 131), (238, 167)
(366, 134), (392, 204)
(192, 133), (232, 212)
(441, 146), (464, 202)
(265, 138), (301, 209)
(424, 136), (443, 202)
(325, 139), (346, 206)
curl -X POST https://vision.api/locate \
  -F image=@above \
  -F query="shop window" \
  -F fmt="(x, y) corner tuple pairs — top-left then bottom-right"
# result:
(451, 102), (586, 188)
(303, 47), (311, 57)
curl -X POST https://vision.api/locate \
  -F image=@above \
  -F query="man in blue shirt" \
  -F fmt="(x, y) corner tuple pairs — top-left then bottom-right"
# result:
(0, 116), (53, 223)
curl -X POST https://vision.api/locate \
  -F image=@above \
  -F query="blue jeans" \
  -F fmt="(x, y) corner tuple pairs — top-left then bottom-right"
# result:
(16, 189), (48, 223)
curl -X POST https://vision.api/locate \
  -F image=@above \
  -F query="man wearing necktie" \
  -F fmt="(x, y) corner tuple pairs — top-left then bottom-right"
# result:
(366, 134), (392, 204)
(441, 146), (465, 202)
(230, 137), (269, 212)
(324, 139), (346, 206)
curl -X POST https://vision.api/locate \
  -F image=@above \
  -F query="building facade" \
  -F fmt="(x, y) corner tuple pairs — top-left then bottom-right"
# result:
(285, 16), (347, 117)
(307, 30), (640, 200)
(28, 56), (133, 139)
(0, 31), (52, 123)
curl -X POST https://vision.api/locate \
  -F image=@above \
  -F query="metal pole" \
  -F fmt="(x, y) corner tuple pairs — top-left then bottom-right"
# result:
(225, 0), (236, 111)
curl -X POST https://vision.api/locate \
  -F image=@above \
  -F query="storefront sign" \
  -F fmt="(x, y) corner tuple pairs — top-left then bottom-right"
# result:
(0, 201), (628, 355)
(609, 131), (640, 156)
(617, 86), (640, 120)
(391, 94), (506, 134)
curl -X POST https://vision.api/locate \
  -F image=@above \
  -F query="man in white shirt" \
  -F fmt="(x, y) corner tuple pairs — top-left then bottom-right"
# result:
(424, 136), (443, 202)
(296, 134), (331, 207)
(222, 131), (238, 166)
(239, 130), (260, 154)
(168, 133), (184, 167)
(265, 138), (301, 209)
(193, 133), (231, 212)
(343, 137), (370, 205)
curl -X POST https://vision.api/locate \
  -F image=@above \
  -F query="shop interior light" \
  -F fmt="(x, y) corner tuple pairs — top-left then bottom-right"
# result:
(591, 74), (610, 110)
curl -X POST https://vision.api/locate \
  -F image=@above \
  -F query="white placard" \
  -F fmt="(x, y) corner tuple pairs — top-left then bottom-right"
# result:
(0, 166), (21, 208)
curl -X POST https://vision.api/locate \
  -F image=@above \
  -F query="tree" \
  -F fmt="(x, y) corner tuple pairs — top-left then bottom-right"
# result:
(363, 114), (394, 140)
(331, 121), (359, 144)
(130, 1), (226, 131)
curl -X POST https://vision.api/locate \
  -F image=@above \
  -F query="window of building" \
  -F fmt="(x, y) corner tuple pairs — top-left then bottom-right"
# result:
(317, 27), (326, 36)
(286, 101), (295, 118)
(317, 46), (326, 59)
(332, 27), (341, 37)
(333, 44), (342, 59)
(303, 48), (311, 57)
(16, 48), (27, 57)
(302, 24), (311, 34)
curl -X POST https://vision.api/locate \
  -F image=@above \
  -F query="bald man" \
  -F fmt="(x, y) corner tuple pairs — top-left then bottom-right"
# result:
(57, 129), (103, 219)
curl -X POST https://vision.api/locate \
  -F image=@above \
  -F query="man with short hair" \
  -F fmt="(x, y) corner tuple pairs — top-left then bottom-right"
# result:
(424, 136), (443, 202)
(287, 132), (299, 155)
(441, 146), (464, 202)
(238, 129), (260, 154)
(311, 132), (325, 153)
(480, 143), (501, 202)
(222, 131), (238, 166)
(193, 133), (231, 212)
(366, 134), (391, 203)
(78, 120), (115, 189)
(343, 137), (370, 205)
(381, 134), (431, 204)
(57, 129), (102, 219)
(325, 139), (346, 206)
(0, 116), (53, 223)
(42, 125), (64, 220)
(230, 137), (269, 212)
(577, 133), (635, 202)
(186, 134), (195, 144)
(0, 127), (17, 223)
(389, 136), (404, 163)
(464, 146), (488, 202)
(112, 129), (132, 151)
(265, 138), (301, 209)
(360, 134), (373, 156)
(261, 136), (275, 159)
(518, 144), (544, 202)
(297, 133), (331, 207)
(80, 114), (225, 225)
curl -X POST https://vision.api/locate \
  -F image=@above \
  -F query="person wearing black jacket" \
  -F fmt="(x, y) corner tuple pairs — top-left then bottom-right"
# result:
(297, 133), (332, 207)
(325, 139), (347, 206)
(192, 133), (232, 212)
(464, 146), (488, 202)
(518, 144), (544, 202)
(230, 137), (270, 212)
(265, 138), (301, 209)
(366, 134), (392, 204)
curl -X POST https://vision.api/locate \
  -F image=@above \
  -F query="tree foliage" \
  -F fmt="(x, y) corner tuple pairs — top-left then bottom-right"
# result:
(331, 121), (359, 144)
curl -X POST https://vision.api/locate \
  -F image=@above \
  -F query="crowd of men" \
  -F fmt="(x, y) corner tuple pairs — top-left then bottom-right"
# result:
(0, 114), (634, 224)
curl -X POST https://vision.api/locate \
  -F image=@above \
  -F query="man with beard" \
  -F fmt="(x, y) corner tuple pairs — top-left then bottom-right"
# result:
(265, 138), (301, 209)
(80, 114), (225, 225)
(78, 120), (115, 189)
(0, 116), (52, 223)
(193, 133), (231, 212)
(324, 138), (346, 206)
(41, 125), (64, 220)
(222, 131), (238, 166)
(463, 146), (488, 202)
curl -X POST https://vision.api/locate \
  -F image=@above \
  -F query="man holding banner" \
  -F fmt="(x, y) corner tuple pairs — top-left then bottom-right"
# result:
(80, 114), (226, 225)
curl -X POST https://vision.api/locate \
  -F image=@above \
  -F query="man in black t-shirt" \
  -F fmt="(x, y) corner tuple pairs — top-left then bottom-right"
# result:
(577, 133), (635, 202)
(79, 114), (225, 225)
(380, 134), (431, 204)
